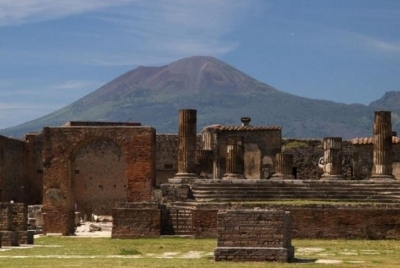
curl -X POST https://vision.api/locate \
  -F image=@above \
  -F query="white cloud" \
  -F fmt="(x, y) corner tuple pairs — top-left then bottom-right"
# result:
(0, 0), (252, 66)
(0, 0), (134, 26)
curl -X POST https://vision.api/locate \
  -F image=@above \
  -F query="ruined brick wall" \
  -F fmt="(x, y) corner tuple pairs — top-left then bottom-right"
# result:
(42, 126), (156, 235)
(0, 203), (30, 246)
(192, 209), (218, 238)
(214, 210), (294, 262)
(0, 135), (27, 203)
(202, 127), (282, 179)
(191, 203), (400, 239)
(282, 139), (354, 180)
(156, 134), (202, 186)
(23, 133), (43, 204)
(73, 139), (126, 219)
(111, 202), (161, 238)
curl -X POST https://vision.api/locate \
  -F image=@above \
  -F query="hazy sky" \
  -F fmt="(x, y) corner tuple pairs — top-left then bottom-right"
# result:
(0, 0), (399, 129)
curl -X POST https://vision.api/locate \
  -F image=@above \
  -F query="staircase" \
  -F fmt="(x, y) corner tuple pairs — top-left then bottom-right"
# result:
(192, 180), (400, 203)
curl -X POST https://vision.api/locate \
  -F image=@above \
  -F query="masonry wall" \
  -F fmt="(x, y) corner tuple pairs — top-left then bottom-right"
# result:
(0, 135), (27, 203)
(190, 203), (400, 239)
(214, 210), (294, 262)
(192, 209), (218, 238)
(202, 128), (282, 179)
(23, 133), (44, 205)
(111, 202), (161, 238)
(73, 139), (126, 219)
(42, 126), (156, 235)
(283, 139), (356, 180)
(155, 134), (202, 186)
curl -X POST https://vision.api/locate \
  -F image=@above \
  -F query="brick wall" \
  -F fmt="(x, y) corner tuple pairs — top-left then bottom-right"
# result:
(42, 126), (156, 235)
(0, 135), (27, 203)
(214, 210), (294, 262)
(111, 202), (161, 238)
(0, 203), (30, 246)
(23, 133), (44, 205)
(73, 139), (126, 219)
(192, 209), (218, 238)
(189, 203), (400, 239)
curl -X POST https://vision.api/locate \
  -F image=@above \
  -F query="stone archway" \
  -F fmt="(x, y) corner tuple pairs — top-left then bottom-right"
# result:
(71, 138), (126, 220)
(42, 125), (155, 235)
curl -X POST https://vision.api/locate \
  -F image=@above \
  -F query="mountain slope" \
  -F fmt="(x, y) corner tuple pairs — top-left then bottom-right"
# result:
(0, 56), (393, 139)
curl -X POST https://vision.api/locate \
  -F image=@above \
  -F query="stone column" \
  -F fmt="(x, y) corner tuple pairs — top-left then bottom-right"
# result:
(371, 111), (394, 180)
(223, 136), (246, 180)
(271, 153), (294, 180)
(171, 109), (198, 182)
(321, 137), (343, 180)
(196, 150), (214, 179)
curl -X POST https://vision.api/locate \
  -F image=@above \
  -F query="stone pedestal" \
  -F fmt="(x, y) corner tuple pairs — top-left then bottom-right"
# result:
(223, 136), (246, 180)
(169, 109), (198, 183)
(271, 153), (294, 180)
(214, 210), (294, 262)
(321, 137), (343, 180)
(371, 111), (394, 180)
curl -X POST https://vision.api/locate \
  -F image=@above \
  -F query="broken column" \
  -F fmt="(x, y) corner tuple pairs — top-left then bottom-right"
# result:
(169, 109), (198, 181)
(223, 135), (246, 179)
(271, 153), (294, 180)
(321, 137), (343, 180)
(196, 149), (214, 179)
(371, 111), (394, 180)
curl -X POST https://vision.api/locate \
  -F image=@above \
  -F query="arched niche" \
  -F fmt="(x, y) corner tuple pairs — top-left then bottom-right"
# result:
(71, 138), (126, 220)
(42, 126), (155, 235)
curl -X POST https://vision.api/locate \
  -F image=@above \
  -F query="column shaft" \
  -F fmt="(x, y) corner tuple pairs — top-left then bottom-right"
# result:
(176, 109), (197, 177)
(371, 111), (394, 179)
(271, 153), (294, 180)
(321, 137), (343, 179)
(223, 136), (245, 179)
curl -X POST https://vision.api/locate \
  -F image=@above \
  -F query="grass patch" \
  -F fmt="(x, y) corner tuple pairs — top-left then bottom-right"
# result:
(119, 248), (141, 255)
(1, 237), (400, 267)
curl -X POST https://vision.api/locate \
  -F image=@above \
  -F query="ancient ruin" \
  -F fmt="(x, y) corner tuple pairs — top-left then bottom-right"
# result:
(371, 111), (394, 180)
(214, 210), (294, 262)
(1, 109), (400, 245)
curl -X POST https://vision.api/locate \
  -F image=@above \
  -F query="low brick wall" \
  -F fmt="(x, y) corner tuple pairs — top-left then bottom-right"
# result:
(111, 202), (161, 239)
(188, 203), (400, 239)
(214, 210), (294, 262)
(192, 209), (218, 238)
(0, 231), (19, 246)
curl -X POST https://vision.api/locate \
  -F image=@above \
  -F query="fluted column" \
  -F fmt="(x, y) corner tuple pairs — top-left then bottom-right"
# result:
(196, 150), (214, 178)
(371, 111), (394, 180)
(321, 137), (343, 180)
(271, 153), (294, 180)
(223, 136), (246, 179)
(174, 109), (198, 179)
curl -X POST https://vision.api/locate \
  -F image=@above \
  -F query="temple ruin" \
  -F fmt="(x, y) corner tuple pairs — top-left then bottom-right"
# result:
(1, 109), (400, 247)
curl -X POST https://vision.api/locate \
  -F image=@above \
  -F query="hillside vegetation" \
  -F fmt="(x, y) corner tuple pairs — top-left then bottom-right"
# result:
(0, 56), (398, 139)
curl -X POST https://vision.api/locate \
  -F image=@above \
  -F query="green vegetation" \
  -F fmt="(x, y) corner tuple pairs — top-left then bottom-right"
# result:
(1, 237), (400, 267)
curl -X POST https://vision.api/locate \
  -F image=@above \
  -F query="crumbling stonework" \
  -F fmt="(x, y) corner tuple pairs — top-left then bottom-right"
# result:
(112, 202), (162, 239)
(214, 210), (294, 262)
(42, 124), (156, 235)
(0, 203), (32, 246)
(202, 125), (282, 179)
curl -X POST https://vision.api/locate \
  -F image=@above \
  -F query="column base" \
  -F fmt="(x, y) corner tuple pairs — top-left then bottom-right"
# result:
(270, 174), (295, 180)
(168, 173), (198, 184)
(222, 173), (246, 180)
(320, 174), (344, 180)
(369, 174), (395, 181)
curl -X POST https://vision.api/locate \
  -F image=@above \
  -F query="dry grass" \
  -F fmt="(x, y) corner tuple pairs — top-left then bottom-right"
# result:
(1, 237), (400, 267)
